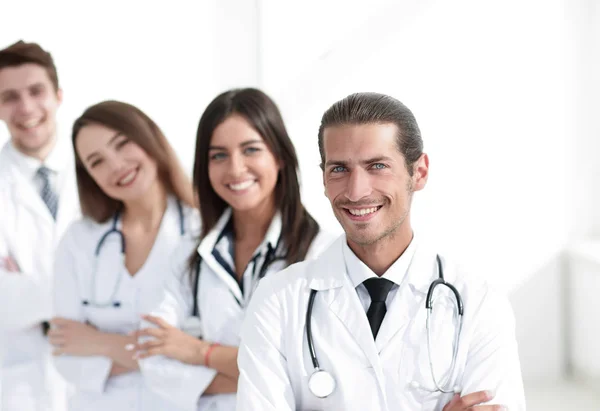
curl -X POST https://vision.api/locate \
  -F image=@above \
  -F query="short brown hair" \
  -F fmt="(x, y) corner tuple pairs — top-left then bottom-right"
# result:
(0, 40), (59, 91)
(72, 100), (195, 222)
(318, 92), (423, 175)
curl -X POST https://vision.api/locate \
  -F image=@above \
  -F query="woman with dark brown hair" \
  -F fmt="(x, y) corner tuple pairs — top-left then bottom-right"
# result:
(48, 100), (197, 411)
(132, 88), (335, 410)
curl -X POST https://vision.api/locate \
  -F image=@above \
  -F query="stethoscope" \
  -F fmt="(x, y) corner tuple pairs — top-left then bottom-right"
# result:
(81, 200), (185, 308)
(305, 255), (464, 399)
(185, 235), (286, 337)
(191, 234), (287, 315)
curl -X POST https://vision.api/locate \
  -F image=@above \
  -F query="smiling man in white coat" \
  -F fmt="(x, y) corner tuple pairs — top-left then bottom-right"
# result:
(236, 92), (526, 411)
(0, 40), (79, 411)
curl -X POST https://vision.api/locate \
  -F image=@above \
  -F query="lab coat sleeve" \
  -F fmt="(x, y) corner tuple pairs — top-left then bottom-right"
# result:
(236, 277), (296, 411)
(0, 226), (52, 330)
(52, 226), (113, 393)
(137, 250), (217, 410)
(458, 286), (526, 411)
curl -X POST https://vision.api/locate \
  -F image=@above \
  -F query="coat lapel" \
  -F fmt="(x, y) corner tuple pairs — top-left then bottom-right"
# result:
(307, 237), (390, 407)
(375, 245), (438, 353)
(12, 169), (55, 227)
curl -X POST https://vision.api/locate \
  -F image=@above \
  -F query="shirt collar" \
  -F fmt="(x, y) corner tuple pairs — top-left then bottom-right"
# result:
(6, 135), (69, 180)
(343, 232), (418, 289)
(199, 207), (283, 258)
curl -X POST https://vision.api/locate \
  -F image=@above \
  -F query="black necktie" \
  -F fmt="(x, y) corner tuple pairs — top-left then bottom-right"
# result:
(363, 278), (395, 339)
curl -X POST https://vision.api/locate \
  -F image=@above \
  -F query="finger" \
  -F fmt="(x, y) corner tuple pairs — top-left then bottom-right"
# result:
(50, 317), (75, 327)
(456, 390), (494, 408)
(472, 406), (506, 411)
(142, 315), (172, 329)
(4, 257), (19, 272)
(134, 347), (165, 360)
(128, 340), (163, 352)
(52, 347), (64, 356)
(134, 327), (167, 339)
(442, 394), (461, 411)
(48, 336), (66, 346)
(46, 329), (65, 338)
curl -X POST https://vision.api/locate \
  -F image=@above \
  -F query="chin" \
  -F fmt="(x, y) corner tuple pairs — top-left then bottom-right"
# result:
(18, 134), (50, 149)
(346, 228), (383, 246)
(228, 197), (264, 212)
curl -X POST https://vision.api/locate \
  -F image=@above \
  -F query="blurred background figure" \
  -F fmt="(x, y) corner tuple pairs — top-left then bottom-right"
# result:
(1, 0), (599, 409)
(50, 100), (196, 411)
(134, 88), (334, 410)
(0, 39), (79, 411)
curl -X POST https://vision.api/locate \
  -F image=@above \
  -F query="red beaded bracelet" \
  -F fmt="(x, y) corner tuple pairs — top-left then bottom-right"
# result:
(204, 343), (220, 367)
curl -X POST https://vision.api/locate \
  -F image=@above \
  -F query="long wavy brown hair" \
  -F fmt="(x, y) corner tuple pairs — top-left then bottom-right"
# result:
(72, 100), (194, 222)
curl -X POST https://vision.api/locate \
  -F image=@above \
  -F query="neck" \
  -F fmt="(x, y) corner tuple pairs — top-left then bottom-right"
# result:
(347, 221), (414, 276)
(12, 134), (57, 162)
(122, 181), (168, 231)
(232, 196), (276, 245)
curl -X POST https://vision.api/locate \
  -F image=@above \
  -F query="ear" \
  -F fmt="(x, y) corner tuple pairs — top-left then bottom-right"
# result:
(56, 88), (64, 105)
(321, 164), (327, 196)
(411, 153), (429, 192)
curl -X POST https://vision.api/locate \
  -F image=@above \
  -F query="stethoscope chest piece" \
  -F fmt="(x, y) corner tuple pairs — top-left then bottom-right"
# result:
(308, 369), (336, 398)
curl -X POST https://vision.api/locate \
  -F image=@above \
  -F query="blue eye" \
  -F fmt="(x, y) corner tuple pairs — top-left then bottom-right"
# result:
(210, 152), (227, 161)
(372, 163), (386, 170)
(331, 166), (346, 173)
(244, 147), (260, 155)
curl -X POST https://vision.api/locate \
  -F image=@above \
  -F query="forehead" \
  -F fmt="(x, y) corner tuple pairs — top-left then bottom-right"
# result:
(211, 114), (264, 146)
(322, 123), (400, 161)
(0, 63), (53, 94)
(75, 123), (118, 153)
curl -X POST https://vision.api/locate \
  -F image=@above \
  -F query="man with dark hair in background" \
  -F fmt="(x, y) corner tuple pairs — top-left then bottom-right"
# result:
(0, 40), (80, 411)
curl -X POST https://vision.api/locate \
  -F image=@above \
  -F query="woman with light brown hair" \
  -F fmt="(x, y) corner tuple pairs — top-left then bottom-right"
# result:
(48, 100), (197, 411)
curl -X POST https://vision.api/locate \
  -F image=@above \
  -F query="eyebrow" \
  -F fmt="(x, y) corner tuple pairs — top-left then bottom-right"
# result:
(208, 139), (265, 151)
(0, 89), (17, 99)
(324, 156), (394, 168)
(84, 132), (123, 162)
(0, 82), (45, 96)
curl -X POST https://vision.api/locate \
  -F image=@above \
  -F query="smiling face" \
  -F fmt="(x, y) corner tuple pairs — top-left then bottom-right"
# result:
(207, 114), (280, 212)
(322, 122), (429, 247)
(0, 63), (62, 158)
(74, 123), (160, 203)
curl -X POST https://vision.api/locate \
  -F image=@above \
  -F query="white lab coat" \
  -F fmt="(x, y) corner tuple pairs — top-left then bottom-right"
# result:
(139, 208), (336, 411)
(236, 236), (527, 411)
(0, 139), (79, 411)
(52, 196), (199, 411)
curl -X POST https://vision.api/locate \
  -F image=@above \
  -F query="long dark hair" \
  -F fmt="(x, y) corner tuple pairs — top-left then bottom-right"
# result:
(190, 88), (319, 272)
(72, 100), (195, 222)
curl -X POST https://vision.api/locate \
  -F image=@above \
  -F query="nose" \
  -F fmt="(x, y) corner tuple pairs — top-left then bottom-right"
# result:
(229, 152), (247, 177)
(345, 168), (372, 202)
(16, 95), (35, 116)
(106, 152), (126, 174)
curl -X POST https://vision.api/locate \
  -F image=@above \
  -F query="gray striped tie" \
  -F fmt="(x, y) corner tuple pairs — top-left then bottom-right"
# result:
(36, 166), (58, 220)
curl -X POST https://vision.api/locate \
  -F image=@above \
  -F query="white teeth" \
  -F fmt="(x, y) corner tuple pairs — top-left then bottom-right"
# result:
(348, 207), (379, 216)
(118, 170), (137, 186)
(21, 118), (42, 129)
(229, 180), (254, 191)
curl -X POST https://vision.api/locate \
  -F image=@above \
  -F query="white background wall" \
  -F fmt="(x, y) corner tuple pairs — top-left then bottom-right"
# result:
(1, 0), (595, 385)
